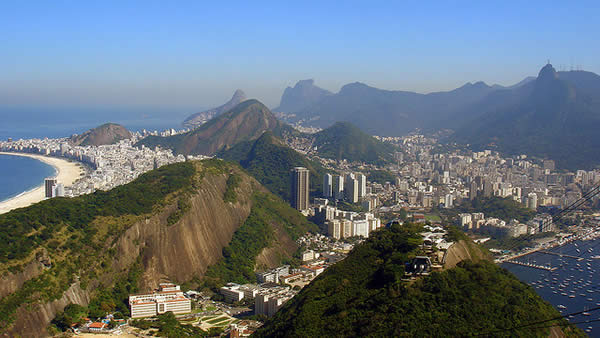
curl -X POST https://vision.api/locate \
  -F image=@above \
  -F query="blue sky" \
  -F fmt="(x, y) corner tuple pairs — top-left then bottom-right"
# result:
(1, 1), (599, 113)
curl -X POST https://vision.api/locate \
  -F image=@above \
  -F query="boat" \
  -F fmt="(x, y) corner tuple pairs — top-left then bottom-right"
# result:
(558, 304), (567, 309)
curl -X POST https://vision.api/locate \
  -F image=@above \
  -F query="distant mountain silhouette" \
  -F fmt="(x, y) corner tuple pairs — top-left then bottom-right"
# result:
(139, 99), (294, 155)
(451, 64), (600, 170)
(182, 89), (247, 129)
(275, 79), (505, 135)
(70, 123), (131, 146)
(274, 79), (332, 114)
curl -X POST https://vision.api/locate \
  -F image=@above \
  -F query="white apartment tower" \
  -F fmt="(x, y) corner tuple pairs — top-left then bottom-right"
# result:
(323, 173), (333, 198)
(334, 175), (344, 200)
(357, 174), (367, 198)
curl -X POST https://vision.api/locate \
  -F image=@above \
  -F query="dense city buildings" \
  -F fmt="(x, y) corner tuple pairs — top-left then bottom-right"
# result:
(0, 130), (206, 198)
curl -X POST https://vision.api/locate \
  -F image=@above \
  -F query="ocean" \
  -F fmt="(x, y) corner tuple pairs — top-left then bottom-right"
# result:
(502, 239), (600, 336)
(0, 109), (187, 202)
(0, 154), (57, 203)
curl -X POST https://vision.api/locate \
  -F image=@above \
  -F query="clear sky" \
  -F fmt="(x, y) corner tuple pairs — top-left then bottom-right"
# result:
(1, 1), (599, 114)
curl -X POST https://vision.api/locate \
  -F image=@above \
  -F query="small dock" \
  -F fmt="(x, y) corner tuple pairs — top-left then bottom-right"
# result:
(538, 250), (585, 261)
(504, 260), (557, 271)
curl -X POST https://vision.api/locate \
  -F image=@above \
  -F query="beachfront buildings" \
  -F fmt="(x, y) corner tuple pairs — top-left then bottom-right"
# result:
(129, 283), (191, 318)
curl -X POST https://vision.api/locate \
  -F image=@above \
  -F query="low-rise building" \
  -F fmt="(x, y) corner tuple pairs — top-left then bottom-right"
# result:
(129, 283), (191, 318)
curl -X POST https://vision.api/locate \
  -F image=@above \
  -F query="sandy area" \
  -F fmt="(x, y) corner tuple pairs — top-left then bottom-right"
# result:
(0, 152), (84, 214)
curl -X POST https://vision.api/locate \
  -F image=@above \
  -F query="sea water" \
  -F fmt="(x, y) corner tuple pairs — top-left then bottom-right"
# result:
(0, 155), (56, 202)
(502, 239), (600, 336)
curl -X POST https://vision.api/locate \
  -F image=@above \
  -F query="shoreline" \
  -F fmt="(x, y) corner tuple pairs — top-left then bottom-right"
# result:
(0, 152), (85, 215)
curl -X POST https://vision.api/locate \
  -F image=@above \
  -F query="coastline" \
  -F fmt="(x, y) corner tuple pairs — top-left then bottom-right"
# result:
(0, 152), (84, 215)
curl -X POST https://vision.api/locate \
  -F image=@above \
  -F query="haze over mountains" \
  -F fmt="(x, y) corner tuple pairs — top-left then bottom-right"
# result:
(139, 99), (294, 156)
(182, 89), (247, 129)
(452, 65), (600, 170)
(274, 65), (600, 169)
(274, 77), (529, 135)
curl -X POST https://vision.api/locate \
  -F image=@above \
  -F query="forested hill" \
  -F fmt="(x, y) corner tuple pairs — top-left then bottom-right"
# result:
(255, 223), (579, 337)
(0, 159), (317, 337)
(136, 99), (295, 156)
(313, 121), (395, 165)
(218, 132), (331, 202)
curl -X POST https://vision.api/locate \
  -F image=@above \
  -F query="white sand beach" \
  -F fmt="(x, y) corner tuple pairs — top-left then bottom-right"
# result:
(0, 152), (84, 214)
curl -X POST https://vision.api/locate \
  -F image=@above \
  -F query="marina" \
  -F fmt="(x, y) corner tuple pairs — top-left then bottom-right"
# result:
(502, 237), (600, 337)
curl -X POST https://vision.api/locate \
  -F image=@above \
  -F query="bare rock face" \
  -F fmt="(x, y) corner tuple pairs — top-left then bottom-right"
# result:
(69, 123), (132, 146)
(182, 89), (247, 129)
(4, 161), (302, 337)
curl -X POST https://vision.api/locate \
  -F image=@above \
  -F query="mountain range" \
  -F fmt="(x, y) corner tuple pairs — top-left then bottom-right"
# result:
(450, 65), (600, 170)
(274, 78), (530, 136)
(276, 65), (600, 169)
(182, 89), (247, 129)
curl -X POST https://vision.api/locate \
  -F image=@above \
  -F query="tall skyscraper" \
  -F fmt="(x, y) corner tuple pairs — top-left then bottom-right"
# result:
(290, 167), (310, 211)
(344, 175), (359, 203)
(334, 175), (344, 200)
(45, 178), (57, 198)
(323, 173), (333, 198)
(357, 174), (367, 198)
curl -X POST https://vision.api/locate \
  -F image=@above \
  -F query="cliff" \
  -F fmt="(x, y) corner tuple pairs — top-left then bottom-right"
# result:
(0, 159), (315, 337)
(443, 239), (491, 269)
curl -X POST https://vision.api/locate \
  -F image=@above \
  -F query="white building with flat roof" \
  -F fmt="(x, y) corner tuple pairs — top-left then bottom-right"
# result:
(129, 283), (191, 318)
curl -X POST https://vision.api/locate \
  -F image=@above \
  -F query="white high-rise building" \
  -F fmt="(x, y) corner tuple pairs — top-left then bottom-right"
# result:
(357, 174), (367, 198)
(323, 173), (333, 198)
(444, 194), (453, 208)
(334, 175), (344, 200)
(527, 192), (538, 210)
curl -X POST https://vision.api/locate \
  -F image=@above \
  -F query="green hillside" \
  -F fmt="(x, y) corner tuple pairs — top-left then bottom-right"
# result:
(136, 100), (296, 156)
(255, 223), (580, 337)
(0, 159), (317, 334)
(313, 121), (395, 165)
(219, 132), (332, 202)
(0, 162), (196, 330)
